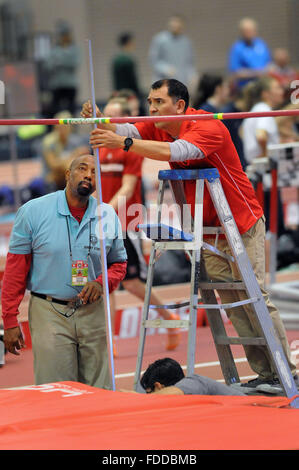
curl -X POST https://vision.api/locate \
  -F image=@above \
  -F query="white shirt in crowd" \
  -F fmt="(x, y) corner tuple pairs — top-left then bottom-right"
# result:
(242, 102), (280, 164)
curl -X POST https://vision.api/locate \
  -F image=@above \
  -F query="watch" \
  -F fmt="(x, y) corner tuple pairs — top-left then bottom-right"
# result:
(124, 137), (133, 152)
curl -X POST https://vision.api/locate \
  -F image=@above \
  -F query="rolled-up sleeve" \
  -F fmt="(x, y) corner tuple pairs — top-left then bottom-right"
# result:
(169, 139), (205, 162)
(115, 123), (142, 139)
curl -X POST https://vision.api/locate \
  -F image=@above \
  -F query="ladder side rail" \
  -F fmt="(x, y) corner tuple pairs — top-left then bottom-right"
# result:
(157, 180), (166, 226)
(169, 180), (194, 234)
(186, 179), (204, 375)
(207, 178), (299, 402)
(133, 246), (157, 392)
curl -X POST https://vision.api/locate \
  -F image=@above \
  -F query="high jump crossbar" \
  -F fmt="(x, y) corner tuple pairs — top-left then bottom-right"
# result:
(0, 109), (298, 126)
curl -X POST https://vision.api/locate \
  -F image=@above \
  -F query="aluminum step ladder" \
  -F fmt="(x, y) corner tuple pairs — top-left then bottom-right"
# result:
(133, 168), (299, 408)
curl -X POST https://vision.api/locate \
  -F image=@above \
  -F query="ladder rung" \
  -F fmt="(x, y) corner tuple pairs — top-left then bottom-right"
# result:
(137, 223), (193, 241)
(216, 336), (266, 346)
(149, 301), (189, 310)
(200, 282), (246, 290)
(150, 295), (257, 312)
(202, 242), (234, 262)
(203, 227), (224, 234)
(199, 297), (259, 310)
(144, 319), (189, 329)
(154, 241), (198, 250)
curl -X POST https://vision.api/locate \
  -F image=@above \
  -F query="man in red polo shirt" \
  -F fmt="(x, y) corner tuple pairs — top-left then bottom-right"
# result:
(82, 78), (298, 393)
(99, 97), (180, 354)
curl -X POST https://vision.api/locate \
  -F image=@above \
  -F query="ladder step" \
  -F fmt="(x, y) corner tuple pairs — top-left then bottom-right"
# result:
(216, 336), (266, 346)
(199, 297), (259, 310)
(158, 168), (220, 181)
(203, 227), (224, 235)
(200, 282), (246, 290)
(149, 295), (257, 312)
(202, 242), (234, 262)
(137, 223), (193, 241)
(144, 319), (189, 329)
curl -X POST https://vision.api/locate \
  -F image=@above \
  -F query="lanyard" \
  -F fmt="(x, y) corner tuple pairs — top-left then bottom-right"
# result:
(65, 216), (92, 260)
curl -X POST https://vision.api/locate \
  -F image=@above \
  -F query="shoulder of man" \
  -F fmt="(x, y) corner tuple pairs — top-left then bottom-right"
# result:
(13, 192), (60, 230)
(20, 191), (59, 212)
(183, 107), (227, 133)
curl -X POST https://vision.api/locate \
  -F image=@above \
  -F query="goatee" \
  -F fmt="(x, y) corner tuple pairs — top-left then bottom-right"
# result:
(77, 181), (92, 196)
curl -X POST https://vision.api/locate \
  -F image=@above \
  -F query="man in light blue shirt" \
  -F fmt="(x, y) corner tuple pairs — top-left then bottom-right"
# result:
(2, 154), (127, 389)
(228, 18), (271, 89)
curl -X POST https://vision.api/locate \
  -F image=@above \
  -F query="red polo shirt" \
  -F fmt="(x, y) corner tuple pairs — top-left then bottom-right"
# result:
(135, 107), (263, 234)
(99, 148), (143, 231)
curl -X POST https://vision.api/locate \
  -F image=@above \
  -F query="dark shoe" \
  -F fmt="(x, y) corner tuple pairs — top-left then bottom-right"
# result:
(240, 377), (271, 389)
(257, 374), (299, 395)
(230, 378), (267, 395)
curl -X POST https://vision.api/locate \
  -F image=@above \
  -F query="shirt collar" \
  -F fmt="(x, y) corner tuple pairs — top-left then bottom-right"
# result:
(57, 189), (96, 220)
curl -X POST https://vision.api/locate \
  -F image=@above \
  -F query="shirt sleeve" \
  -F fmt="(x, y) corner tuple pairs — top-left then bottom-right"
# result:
(95, 261), (127, 293)
(8, 205), (33, 254)
(181, 122), (224, 157)
(1, 252), (32, 329)
(106, 211), (128, 265)
(169, 139), (204, 162)
(255, 116), (276, 134)
(175, 374), (245, 396)
(115, 123), (142, 139)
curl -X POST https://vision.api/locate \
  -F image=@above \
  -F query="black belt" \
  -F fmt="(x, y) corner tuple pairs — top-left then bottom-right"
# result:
(31, 292), (70, 306)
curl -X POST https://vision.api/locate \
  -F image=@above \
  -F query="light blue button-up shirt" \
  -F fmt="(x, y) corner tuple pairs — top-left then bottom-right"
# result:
(8, 190), (127, 299)
(228, 37), (271, 88)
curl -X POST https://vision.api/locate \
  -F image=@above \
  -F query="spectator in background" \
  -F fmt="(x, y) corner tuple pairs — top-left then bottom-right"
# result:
(228, 18), (271, 90)
(45, 20), (80, 117)
(192, 73), (230, 112)
(221, 87), (249, 170)
(242, 76), (285, 237)
(276, 102), (299, 143)
(41, 111), (90, 190)
(149, 15), (197, 90)
(98, 97), (181, 354)
(267, 48), (298, 103)
(242, 77), (284, 164)
(109, 88), (142, 117)
(111, 33), (141, 99)
(192, 73), (247, 169)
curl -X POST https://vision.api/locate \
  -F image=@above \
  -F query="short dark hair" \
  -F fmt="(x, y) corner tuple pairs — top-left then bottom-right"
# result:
(140, 357), (185, 392)
(118, 32), (134, 47)
(193, 73), (224, 108)
(151, 79), (189, 111)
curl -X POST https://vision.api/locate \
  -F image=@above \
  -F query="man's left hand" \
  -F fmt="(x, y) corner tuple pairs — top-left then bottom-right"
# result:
(90, 128), (123, 150)
(78, 281), (103, 304)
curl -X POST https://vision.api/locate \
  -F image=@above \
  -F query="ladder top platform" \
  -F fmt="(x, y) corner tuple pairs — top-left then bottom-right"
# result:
(158, 168), (220, 181)
(137, 223), (193, 241)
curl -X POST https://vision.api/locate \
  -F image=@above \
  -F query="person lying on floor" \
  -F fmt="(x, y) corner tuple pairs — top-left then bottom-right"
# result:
(138, 358), (246, 396)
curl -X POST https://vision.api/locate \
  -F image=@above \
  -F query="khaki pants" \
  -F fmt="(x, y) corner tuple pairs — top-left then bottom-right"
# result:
(203, 217), (297, 380)
(28, 295), (112, 389)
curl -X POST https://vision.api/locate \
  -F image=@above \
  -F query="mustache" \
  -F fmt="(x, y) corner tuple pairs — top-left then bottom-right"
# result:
(78, 180), (92, 189)
(77, 180), (93, 195)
